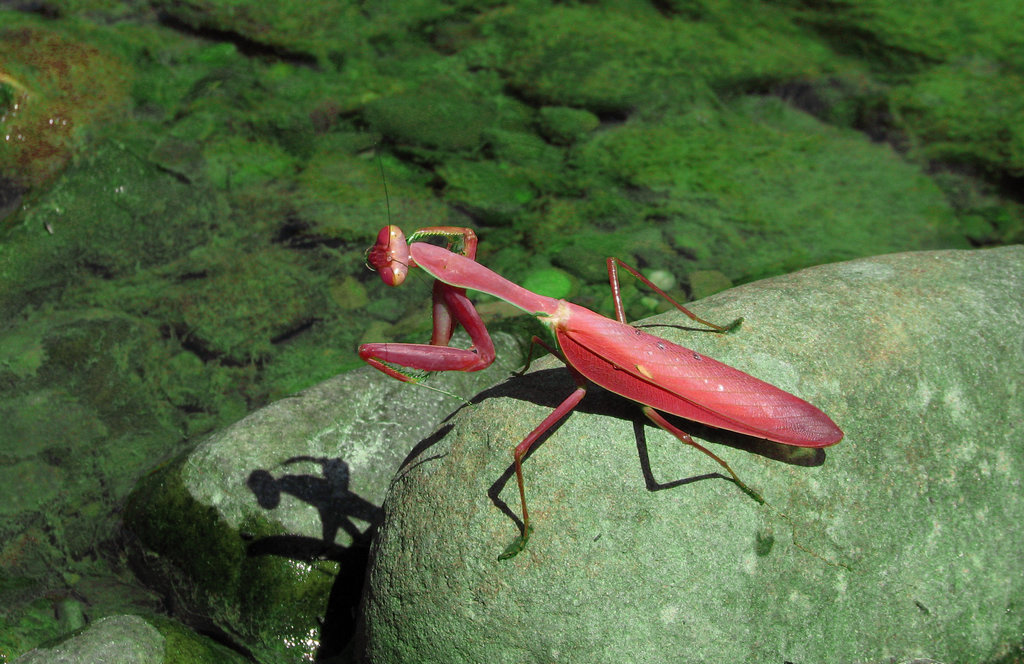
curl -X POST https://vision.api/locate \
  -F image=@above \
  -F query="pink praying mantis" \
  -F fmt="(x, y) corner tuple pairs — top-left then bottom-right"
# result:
(359, 225), (843, 559)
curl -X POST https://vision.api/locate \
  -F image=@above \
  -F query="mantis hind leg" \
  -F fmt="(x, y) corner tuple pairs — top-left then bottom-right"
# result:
(499, 363), (589, 560)
(643, 407), (764, 505)
(606, 257), (742, 332)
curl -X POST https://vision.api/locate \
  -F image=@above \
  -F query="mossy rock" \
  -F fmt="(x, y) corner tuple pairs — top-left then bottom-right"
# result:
(892, 58), (1024, 177)
(537, 106), (600, 146)
(363, 86), (497, 152)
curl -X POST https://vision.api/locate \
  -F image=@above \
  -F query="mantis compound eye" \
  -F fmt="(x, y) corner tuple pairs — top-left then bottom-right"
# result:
(366, 225), (409, 286)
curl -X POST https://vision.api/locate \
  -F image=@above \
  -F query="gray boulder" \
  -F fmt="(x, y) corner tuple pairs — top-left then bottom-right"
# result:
(358, 247), (1023, 663)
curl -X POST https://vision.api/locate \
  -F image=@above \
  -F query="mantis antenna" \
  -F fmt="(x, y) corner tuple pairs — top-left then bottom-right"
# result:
(376, 149), (392, 225)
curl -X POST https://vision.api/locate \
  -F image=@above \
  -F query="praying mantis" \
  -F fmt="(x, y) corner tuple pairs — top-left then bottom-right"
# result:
(359, 225), (843, 559)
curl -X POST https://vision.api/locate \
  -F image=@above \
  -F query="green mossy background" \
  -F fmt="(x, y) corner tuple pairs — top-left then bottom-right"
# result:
(1, 0), (1023, 660)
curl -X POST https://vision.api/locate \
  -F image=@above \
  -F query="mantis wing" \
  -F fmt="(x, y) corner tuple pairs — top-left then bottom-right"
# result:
(555, 305), (842, 448)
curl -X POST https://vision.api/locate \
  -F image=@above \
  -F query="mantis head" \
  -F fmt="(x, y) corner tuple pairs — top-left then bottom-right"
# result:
(365, 225), (411, 286)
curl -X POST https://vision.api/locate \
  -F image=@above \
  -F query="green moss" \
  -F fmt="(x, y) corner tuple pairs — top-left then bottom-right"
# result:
(503, 4), (834, 113)
(363, 85), (497, 151)
(147, 614), (250, 664)
(928, 171), (1024, 246)
(438, 159), (537, 225)
(892, 59), (1024, 176)
(295, 145), (448, 243)
(149, 0), (367, 63)
(204, 135), (302, 190)
(553, 233), (639, 284)
(0, 77), (16, 111)
(687, 270), (734, 300)
(0, 390), (107, 463)
(0, 592), (64, 661)
(482, 128), (569, 196)
(125, 459), (336, 663)
(261, 329), (362, 399)
(173, 248), (323, 364)
(125, 460), (245, 593)
(780, 0), (1024, 75)
(520, 267), (574, 300)
(537, 106), (600, 146)
(0, 143), (222, 317)
(578, 97), (965, 282)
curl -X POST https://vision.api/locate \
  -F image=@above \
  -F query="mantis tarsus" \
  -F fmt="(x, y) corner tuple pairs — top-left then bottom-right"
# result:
(359, 226), (843, 559)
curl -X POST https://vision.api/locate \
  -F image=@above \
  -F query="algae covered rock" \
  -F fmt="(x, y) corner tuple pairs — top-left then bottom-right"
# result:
(359, 247), (1024, 663)
(12, 614), (248, 664)
(13, 615), (164, 664)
